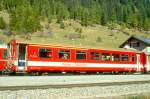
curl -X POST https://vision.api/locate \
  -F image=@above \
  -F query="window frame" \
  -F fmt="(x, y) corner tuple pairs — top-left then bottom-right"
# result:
(58, 49), (71, 60)
(102, 52), (111, 62)
(130, 42), (140, 48)
(38, 48), (53, 59)
(112, 53), (120, 62)
(131, 54), (135, 62)
(121, 54), (129, 62)
(75, 50), (87, 60)
(90, 51), (100, 61)
(3, 49), (7, 59)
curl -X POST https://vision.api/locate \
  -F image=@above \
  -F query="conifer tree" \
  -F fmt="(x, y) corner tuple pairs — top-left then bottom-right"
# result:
(0, 0), (150, 31)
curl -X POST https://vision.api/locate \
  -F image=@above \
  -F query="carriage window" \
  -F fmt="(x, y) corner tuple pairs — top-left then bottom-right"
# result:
(76, 51), (86, 60)
(3, 50), (7, 59)
(39, 48), (52, 59)
(59, 50), (70, 60)
(121, 54), (129, 62)
(102, 53), (110, 61)
(90, 52), (100, 60)
(131, 55), (135, 62)
(112, 54), (120, 62)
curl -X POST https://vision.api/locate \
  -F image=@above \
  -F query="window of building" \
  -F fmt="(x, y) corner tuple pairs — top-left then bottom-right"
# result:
(131, 55), (135, 62)
(102, 53), (110, 61)
(137, 42), (140, 47)
(112, 54), (120, 61)
(121, 54), (129, 62)
(39, 48), (52, 59)
(90, 52), (100, 60)
(76, 51), (86, 60)
(3, 50), (7, 59)
(130, 42), (140, 47)
(58, 49), (70, 60)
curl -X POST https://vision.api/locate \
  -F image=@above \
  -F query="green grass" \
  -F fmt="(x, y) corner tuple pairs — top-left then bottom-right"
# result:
(0, 14), (150, 50)
(24, 20), (146, 49)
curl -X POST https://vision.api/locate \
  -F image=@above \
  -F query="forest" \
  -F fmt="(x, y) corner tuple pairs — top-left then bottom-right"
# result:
(0, 0), (150, 34)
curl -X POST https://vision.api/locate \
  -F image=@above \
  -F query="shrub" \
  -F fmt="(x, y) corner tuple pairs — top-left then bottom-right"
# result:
(96, 37), (102, 42)
(0, 17), (6, 29)
(60, 21), (65, 29)
(3, 27), (12, 36)
(75, 28), (82, 33)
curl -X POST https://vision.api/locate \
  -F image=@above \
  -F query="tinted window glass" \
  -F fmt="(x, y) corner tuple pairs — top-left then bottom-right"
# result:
(112, 54), (120, 61)
(121, 54), (129, 62)
(76, 51), (86, 60)
(131, 55), (135, 62)
(59, 50), (70, 60)
(90, 52), (100, 60)
(39, 48), (52, 59)
(102, 53), (110, 61)
(3, 50), (7, 59)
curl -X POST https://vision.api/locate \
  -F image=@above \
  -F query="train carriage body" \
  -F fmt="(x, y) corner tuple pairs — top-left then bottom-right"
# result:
(0, 44), (7, 73)
(9, 39), (147, 74)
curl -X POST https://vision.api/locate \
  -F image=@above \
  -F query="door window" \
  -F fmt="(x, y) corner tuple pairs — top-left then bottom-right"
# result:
(3, 50), (7, 59)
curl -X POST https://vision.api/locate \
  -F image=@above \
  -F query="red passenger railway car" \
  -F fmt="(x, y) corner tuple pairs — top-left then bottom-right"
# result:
(7, 39), (147, 74)
(0, 44), (7, 74)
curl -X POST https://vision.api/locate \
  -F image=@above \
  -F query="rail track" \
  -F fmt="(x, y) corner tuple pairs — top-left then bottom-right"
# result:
(0, 80), (150, 91)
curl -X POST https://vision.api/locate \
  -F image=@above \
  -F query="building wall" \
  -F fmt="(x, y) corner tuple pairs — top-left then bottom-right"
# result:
(123, 39), (147, 51)
(0, 44), (7, 49)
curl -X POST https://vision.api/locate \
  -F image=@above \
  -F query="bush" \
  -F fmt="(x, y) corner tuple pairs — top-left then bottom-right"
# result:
(3, 27), (12, 36)
(96, 37), (102, 42)
(60, 21), (65, 29)
(48, 16), (52, 23)
(75, 28), (82, 33)
(0, 17), (6, 29)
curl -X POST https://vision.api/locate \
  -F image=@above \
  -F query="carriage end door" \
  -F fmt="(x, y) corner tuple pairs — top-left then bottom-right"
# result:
(18, 44), (27, 71)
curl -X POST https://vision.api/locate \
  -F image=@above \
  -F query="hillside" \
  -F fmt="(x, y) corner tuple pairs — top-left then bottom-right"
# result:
(0, 0), (150, 49)
(1, 17), (150, 49)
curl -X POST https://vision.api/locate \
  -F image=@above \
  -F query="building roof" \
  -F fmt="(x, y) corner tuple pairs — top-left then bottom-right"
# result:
(120, 35), (150, 48)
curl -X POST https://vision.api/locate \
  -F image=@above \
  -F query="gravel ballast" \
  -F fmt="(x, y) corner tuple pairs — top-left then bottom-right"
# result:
(1, 75), (150, 99)
(0, 83), (150, 99)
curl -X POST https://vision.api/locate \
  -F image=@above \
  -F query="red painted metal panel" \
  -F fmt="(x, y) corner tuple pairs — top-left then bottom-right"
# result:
(27, 66), (137, 73)
(140, 52), (146, 65)
(0, 48), (7, 71)
(27, 44), (137, 64)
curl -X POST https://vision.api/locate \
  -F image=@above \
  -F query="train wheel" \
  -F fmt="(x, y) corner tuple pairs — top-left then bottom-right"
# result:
(9, 71), (16, 76)
(31, 72), (40, 76)
(0, 71), (2, 75)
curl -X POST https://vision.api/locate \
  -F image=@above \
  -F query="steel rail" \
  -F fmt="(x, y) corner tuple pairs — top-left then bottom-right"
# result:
(0, 80), (150, 91)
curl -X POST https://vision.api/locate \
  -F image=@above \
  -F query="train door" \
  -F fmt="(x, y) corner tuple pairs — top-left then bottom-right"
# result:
(136, 54), (141, 72)
(18, 44), (27, 71)
(146, 55), (150, 72)
(141, 52), (147, 73)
